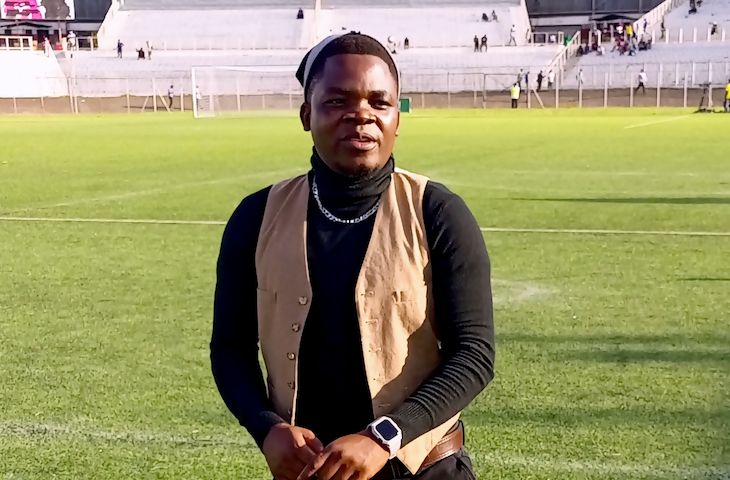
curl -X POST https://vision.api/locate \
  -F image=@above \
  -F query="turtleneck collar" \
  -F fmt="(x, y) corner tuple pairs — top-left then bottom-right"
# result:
(310, 148), (394, 219)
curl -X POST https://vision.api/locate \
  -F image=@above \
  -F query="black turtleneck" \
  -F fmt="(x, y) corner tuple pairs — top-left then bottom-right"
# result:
(211, 153), (494, 453)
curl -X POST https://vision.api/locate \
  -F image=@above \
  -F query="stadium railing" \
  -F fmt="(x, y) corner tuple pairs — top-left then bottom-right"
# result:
(4, 59), (728, 114)
(0, 36), (34, 51)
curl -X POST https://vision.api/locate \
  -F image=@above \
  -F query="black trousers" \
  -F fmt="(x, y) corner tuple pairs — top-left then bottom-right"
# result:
(635, 82), (645, 94)
(372, 448), (476, 480)
(511, 99), (518, 108)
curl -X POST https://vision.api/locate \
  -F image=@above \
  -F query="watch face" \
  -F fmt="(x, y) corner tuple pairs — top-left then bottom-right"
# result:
(375, 420), (399, 441)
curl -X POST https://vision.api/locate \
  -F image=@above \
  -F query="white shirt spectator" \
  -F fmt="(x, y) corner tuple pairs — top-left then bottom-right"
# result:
(638, 71), (647, 84)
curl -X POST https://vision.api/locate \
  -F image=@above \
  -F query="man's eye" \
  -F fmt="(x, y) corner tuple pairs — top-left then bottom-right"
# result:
(325, 98), (345, 105)
(372, 99), (390, 108)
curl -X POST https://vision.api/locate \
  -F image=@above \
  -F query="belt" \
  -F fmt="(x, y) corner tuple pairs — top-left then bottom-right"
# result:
(417, 421), (464, 472)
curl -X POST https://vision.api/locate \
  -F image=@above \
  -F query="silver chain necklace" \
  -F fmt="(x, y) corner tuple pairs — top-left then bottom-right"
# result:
(312, 178), (380, 224)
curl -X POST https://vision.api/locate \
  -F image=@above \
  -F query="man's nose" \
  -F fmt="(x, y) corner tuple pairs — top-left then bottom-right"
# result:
(344, 101), (375, 124)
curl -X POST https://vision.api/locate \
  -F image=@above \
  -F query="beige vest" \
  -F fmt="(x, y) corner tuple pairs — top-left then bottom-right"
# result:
(255, 169), (460, 473)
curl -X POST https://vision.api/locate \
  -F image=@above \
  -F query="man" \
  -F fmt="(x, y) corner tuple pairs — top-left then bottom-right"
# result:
(547, 70), (555, 89)
(537, 70), (544, 92)
(516, 69), (523, 89)
(146, 40), (152, 60)
(508, 24), (517, 46)
(660, 19), (666, 39)
(510, 82), (520, 108)
(491, 9), (498, 21)
(711, 22), (718, 36)
(725, 78), (730, 113)
(480, 34), (488, 52)
(636, 69), (647, 94)
(576, 68), (584, 87)
(211, 32), (495, 480)
(473, 35), (479, 52)
(116, 39), (124, 58)
(168, 85), (174, 109)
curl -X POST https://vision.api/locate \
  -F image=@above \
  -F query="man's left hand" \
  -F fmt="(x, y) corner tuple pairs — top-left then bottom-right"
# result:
(297, 430), (390, 480)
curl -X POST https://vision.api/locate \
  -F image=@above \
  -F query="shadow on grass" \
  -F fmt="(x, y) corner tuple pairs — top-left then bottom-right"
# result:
(512, 197), (730, 205)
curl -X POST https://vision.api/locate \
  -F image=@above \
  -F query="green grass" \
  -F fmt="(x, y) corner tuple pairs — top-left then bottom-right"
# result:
(1, 109), (729, 479)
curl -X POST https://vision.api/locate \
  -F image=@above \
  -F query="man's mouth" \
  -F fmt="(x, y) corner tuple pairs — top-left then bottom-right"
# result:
(342, 133), (377, 152)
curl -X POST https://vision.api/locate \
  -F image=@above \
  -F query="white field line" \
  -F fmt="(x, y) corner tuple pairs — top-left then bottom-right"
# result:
(472, 452), (730, 477)
(5, 168), (303, 214)
(1, 216), (729, 237)
(480, 227), (730, 237)
(0, 216), (226, 225)
(624, 115), (690, 129)
(0, 422), (255, 447)
(1, 422), (726, 476)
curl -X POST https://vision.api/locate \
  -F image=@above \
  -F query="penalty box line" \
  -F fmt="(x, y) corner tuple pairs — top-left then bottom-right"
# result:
(1, 216), (729, 237)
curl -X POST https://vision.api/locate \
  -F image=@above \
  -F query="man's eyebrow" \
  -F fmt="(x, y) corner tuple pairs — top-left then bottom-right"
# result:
(323, 87), (392, 97)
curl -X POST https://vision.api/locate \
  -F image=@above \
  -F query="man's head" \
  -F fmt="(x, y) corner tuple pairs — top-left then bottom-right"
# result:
(297, 33), (400, 178)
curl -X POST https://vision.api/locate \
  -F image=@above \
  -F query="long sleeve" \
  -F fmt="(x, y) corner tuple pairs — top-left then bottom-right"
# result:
(387, 181), (495, 447)
(210, 186), (286, 449)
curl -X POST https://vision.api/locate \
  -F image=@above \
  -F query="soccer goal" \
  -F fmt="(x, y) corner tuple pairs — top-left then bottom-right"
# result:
(191, 65), (302, 118)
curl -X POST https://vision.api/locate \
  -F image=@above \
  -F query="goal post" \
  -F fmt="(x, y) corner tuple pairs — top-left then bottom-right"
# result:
(191, 65), (301, 118)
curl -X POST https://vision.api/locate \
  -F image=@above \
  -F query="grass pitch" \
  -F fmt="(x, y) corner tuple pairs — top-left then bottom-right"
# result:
(1, 109), (729, 479)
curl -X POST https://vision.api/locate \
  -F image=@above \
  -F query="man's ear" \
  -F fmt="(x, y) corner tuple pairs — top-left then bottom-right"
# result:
(300, 102), (311, 132)
(395, 110), (400, 137)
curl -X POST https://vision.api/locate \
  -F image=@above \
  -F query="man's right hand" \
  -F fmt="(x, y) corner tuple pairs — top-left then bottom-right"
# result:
(263, 423), (324, 480)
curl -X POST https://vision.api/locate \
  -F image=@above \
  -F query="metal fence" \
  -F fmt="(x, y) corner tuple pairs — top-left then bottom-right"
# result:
(2, 63), (729, 114)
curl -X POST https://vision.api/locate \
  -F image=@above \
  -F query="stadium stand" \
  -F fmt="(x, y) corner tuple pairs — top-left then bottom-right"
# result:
(661, 0), (730, 40)
(0, 40), (68, 97)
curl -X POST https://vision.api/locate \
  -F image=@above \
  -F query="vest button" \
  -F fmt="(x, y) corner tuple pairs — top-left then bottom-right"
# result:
(298, 296), (308, 305)
(287, 352), (295, 360)
(291, 323), (301, 332)
(287, 382), (295, 389)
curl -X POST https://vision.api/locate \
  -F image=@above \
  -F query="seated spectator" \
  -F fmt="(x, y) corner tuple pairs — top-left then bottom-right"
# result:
(297, 8), (303, 19)
(628, 44), (637, 56)
(711, 22), (718, 35)
(577, 45), (584, 56)
(597, 44), (605, 55)
(481, 12), (489, 22)
(491, 10), (498, 22)
(591, 41), (598, 51)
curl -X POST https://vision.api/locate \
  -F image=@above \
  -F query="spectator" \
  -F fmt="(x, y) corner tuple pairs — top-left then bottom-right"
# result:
(146, 41), (152, 60)
(597, 44), (605, 55)
(168, 85), (174, 108)
(643, 19), (648, 32)
(576, 68), (584, 86)
(481, 12), (489, 22)
(689, 0), (697, 14)
(404, 37), (409, 49)
(117, 39), (124, 58)
(711, 22), (718, 35)
(626, 23), (633, 40)
(67, 30), (76, 51)
(725, 78), (730, 113)
(698, 0), (703, 6)
(617, 23), (624, 38)
(661, 19), (666, 39)
(510, 83), (520, 108)
(577, 45), (584, 56)
(636, 69), (647, 94)
(517, 69), (524, 88)
(638, 36), (652, 50)
(481, 35), (488, 52)
(525, 72), (529, 92)
(137, 47), (145, 60)
(508, 24), (517, 46)
(537, 71), (544, 92)
(474, 35), (479, 52)
(547, 70), (555, 89)
(297, 8), (303, 19)
(492, 9), (498, 22)
(628, 43), (637, 56)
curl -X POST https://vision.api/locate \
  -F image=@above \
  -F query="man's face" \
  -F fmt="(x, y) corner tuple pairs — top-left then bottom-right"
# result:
(301, 54), (399, 177)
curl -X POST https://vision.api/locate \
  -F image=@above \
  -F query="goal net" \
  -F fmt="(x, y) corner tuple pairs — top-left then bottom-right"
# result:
(191, 65), (301, 118)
